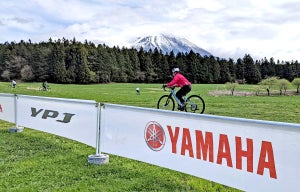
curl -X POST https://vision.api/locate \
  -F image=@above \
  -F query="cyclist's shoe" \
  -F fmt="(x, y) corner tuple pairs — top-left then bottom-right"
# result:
(177, 102), (187, 111)
(177, 106), (184, 111)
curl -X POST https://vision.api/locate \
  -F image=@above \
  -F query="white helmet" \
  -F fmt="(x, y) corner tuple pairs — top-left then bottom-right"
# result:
(172, 68), (180, 73)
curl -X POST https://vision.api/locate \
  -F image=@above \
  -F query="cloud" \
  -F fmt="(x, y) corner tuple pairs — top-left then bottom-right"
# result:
(0, 0), (299, 61)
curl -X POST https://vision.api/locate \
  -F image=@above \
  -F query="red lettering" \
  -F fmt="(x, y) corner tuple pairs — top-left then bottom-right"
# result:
(217, 134), (233, 167)
(257, 141), (277, 179)
(167, 125), (277, 179)
(195, 130), (214, 162)
(167, 125), (180, 154)
(181, 128), (194, 157)
(236, 137), (253, 172)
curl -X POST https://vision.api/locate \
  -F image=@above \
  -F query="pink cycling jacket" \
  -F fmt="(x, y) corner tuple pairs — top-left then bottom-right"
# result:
(166, 73), (191, 87)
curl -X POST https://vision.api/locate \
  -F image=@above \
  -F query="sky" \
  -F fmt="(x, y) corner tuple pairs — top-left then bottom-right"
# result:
(1, 0), (300, 61)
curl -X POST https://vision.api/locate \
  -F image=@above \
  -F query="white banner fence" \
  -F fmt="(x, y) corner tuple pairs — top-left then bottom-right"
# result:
(1, 94), (300, 192)
(17, 95), (99, 148)
(0, 93), (16, 123)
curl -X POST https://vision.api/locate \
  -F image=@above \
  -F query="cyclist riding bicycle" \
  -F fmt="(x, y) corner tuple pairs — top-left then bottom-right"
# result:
(42, 81), (48, 91)
(163, 68), (191, 111)
(11, 80), (17, 88)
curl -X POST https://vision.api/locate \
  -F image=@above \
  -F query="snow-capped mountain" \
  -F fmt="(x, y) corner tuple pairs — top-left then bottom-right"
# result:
(131, 34), (212, 57)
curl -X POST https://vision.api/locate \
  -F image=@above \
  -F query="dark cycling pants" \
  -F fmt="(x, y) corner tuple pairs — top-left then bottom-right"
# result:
(176, 85), (191, 104)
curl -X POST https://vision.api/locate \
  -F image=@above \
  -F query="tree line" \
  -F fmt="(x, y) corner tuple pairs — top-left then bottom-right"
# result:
(1, 38), (299, 84)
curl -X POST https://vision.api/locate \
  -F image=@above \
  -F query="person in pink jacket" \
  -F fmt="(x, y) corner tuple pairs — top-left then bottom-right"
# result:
(164, 68), (191, 110)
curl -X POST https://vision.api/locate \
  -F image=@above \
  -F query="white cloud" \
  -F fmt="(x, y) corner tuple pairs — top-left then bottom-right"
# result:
(186, 0), (225, 12)
(0, 0), (299, 61)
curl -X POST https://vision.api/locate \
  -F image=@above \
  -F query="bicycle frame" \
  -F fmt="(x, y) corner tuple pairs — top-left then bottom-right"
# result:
(167, 87), (185, 106)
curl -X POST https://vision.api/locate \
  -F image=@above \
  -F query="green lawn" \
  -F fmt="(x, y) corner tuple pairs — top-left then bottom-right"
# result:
(1, 82), (300, 191)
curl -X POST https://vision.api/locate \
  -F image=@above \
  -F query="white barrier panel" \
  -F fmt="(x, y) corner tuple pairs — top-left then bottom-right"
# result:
(0, 93), (15, 123)
(17, 95), (98, 148)
(100, 103), (300, 192)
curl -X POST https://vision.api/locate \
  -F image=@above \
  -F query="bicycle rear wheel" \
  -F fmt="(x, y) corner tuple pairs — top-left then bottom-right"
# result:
(185, 95), (205, 114)
(157, 95), (175, 111)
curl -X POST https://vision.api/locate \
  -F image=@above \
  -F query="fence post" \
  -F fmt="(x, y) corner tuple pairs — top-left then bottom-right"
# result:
(88, 103), (109, 164)
(9, 94), (24, 133)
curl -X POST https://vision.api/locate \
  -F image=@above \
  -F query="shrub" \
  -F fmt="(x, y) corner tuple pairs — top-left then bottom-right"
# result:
(292, 78), (300, 94)
(258, 77), (279, 96)
(225, 82), (239, 96)
(277, 79), (290, 95)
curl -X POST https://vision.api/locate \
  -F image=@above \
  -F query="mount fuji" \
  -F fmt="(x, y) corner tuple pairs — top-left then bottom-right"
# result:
(130, 34), (212, 57)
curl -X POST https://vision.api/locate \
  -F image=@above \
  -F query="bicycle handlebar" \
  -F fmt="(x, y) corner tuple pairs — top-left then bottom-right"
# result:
(162, 85), (175, 91)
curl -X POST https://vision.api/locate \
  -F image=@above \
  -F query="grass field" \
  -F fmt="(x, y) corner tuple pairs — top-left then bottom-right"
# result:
(1, 82), (300, 191)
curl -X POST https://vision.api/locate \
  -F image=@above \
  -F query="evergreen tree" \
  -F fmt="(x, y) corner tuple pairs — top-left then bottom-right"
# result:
(109, 47), (119, 82)
(160, 54), (170, 82)
(30, 46), (49, 81)
(260, 57), (276, 79)
(209, 56), (220, 83)
(75, 45), (93, 84)
(151, 48), (162, 82)
(235, 58), (245, 83)
(127, 48), (140, 82)
(122, 48), (134, 82)
(167, 51), (176, 69)
(50, 43), (67, 83)
(115, 48), (128, 82)
(144, 52), (156, 82)
(138, 48), (156, 82)
(138, 48), (146, 72)
(218, 58), (231, 83)
(175, 52), (186, 74)
(65, 43), (77, 83)
(201, 57), (211, 83)
(96, 44), (112, 83)
(282, 62), (294, 81)
(243, 54), (261, 84)
(228, 58), (236, 81)
(185, 50), (197, 82)
(86, 42), (99, 82)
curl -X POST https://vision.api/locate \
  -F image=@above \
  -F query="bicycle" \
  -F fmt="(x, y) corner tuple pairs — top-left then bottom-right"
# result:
(39, 86), (51, 91)
(157, 86), (205, 113)
(8, 84), (17, 88)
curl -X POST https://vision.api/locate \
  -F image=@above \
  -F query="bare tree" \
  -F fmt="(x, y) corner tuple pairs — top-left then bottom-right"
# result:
(1, 70), (10, 81)
(20, 65), (34, 81)
(278, 79), (290, 95)
(292, 78), (300, 94)
(258, 77), (279, 96)
(225, 82), (239, 96)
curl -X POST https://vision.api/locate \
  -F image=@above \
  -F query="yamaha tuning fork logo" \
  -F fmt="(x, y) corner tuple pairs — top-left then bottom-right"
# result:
(144, 121), (166, 151)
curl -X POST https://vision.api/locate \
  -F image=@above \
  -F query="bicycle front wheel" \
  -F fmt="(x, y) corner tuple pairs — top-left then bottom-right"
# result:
(157, 95), (175, 111)
(185, 95), (205, 114)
